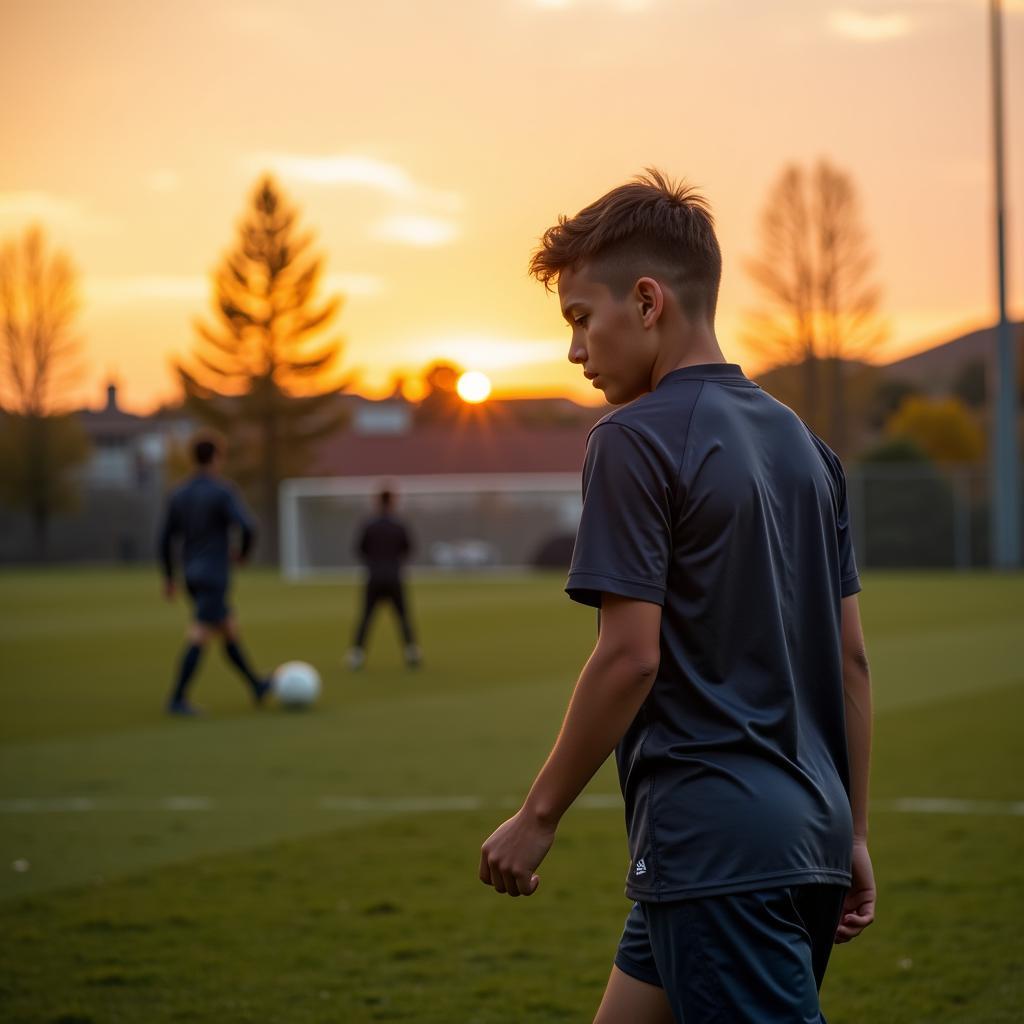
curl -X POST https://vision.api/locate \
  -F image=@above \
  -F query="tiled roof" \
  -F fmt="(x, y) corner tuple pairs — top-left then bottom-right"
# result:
(306, 423), (594, 477)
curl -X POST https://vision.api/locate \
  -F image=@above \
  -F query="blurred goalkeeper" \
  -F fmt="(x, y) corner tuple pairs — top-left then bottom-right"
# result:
(346, 486), (421, 670)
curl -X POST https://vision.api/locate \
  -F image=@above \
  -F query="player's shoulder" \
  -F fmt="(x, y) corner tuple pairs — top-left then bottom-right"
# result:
(194, 474), (240, 507)
(214, 476), (239, 498)
(783, 419), (850, 516)
(168, 475), (197, 503)
(800, 422), (847, 481)
(581, 405), (681, 493)
(586, 384), (701, 458)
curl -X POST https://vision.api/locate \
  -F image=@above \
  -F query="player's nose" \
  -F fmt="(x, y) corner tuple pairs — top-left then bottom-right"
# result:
(568, 341), (586, 365)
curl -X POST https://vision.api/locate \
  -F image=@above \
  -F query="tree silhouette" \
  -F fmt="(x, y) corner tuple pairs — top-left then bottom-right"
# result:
(745, 160), (887, 456)
(178, 176), (347, 562)
(0, 226), (90, 558)
(886, 395), (985, 465)
(414, 361), (463, 424)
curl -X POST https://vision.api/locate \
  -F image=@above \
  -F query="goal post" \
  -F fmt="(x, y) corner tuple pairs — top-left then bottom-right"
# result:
(279, 474), (583, 580)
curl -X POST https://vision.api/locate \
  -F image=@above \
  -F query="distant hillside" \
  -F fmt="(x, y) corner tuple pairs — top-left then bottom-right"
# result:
(881, 321), (1023, 391)
(753, 358), (875, 410)
(754, 321), (1023, 399)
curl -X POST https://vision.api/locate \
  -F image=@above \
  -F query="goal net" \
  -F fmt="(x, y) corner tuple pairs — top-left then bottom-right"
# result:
(279, 474), (582, 579)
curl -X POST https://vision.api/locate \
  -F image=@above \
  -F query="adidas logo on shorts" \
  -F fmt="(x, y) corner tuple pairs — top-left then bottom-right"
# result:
(634, 858), (647, 877)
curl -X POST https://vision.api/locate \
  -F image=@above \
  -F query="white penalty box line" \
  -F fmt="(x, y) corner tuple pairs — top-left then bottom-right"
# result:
(0, 795), (1022, 817)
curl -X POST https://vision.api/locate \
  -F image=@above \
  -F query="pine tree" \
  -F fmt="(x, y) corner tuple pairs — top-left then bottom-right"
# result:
(178, 176), (347, 562)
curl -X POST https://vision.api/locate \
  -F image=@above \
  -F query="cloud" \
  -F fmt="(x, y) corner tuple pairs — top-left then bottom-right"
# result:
(248, 153), (463, 249)
(247, 153), (461, 212)
(409, 335), (565, 371)
(828, 9), (915, 41)
(323, 272), (385, 297)
(531, 0), (655, 10)
(217, 4), (316, 45)
(84, 275), (207, 307)
(0, 192), (113, 233)
(370, 214), (458, 248)
(84, 271), (384, 306)
(932, 0), (1024, 10)
(147, 170), (180, 193)
(228, 5), (286, 37)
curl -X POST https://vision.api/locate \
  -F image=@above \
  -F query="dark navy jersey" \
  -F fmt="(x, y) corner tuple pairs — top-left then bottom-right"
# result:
(356, 514), (412, 583)
(159, 474), (254, 588)
(566, 364), (859, 902)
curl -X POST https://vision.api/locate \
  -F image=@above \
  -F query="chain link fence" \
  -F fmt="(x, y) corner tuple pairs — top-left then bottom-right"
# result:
(1, 465), (1020, 571)
(848, 464), (1022, 569)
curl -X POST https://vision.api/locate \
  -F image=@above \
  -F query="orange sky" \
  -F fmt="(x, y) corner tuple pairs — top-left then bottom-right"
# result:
(2, 0), (1022, 413)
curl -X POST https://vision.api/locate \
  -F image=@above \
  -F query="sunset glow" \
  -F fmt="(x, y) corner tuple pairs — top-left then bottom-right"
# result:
(1, 1), (1021, 413)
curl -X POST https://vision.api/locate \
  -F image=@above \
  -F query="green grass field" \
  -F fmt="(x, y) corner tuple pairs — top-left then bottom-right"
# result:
(1, 569), (1022, 1023)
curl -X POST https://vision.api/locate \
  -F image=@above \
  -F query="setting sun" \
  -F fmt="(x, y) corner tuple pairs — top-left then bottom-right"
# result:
(456, 370), (492, 404)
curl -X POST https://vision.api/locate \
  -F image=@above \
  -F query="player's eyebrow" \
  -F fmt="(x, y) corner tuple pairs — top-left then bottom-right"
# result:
(561, 302), (582, 324)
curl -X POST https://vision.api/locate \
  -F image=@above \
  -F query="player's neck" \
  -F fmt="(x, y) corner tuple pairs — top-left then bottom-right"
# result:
(650, 324), (727, 389)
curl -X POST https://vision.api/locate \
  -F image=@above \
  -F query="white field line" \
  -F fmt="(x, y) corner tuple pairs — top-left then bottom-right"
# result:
(0, 796), (217, 813)
(1, 795), (1022, 816)
(875, 797), (1024, 816)
(319, 796), (484, 813)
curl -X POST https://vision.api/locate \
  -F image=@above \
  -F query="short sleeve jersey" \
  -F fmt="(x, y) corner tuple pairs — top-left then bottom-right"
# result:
(357, 515), (412, 583)
(162, 476), (253, 588)
(566, 364), (860, 902)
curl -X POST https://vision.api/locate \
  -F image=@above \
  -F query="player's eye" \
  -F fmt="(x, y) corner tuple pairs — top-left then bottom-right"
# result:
(572, 315), (589, 327)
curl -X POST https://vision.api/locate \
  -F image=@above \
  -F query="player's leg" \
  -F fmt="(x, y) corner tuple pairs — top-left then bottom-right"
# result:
(594, 967), (674, 1024)
(220, 613), (271, 702)
(167, 618), (210, 715)
(348, 580), (381, 668)
(793, 884), (847, 991)
(389, 581), (420, 667)
(593, 902), (674, 1024)
(643, 888), (831, 1023)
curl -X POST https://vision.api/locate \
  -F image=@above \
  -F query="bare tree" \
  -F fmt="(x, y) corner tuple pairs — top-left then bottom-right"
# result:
(177, 176), (347, 563)
(0, 226), (80, 416)
(745, 160), (887, 455)
(0, 226), (90, 558)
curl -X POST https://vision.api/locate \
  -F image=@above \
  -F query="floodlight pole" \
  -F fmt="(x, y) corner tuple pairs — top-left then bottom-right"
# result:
(990, 0), (1020, 568)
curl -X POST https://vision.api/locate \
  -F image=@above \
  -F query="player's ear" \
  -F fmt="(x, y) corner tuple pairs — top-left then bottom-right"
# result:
(634, 277), (664, 328)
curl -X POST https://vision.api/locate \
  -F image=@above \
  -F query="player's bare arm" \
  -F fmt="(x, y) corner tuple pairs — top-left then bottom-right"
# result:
(479, 594), (661, 897)
(835, 593), (875, 943)
(159, 503), (178, 601)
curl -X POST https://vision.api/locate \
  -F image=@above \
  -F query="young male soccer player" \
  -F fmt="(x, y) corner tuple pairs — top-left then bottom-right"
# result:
(159, 435), (270, 715)
(346, 487), (421, 670)
(479, 171), (875, 1022)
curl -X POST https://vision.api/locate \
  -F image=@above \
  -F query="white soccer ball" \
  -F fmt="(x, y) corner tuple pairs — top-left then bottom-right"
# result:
(273, 661), (321, 708)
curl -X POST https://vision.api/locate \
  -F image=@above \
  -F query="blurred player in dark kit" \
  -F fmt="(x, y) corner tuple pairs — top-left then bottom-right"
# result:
(347, 486), (420, 670)
(158, 434), (269, 714)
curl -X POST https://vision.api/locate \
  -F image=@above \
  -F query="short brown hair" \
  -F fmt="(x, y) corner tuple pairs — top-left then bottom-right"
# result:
(192, 432), (222, 466)
(528, 168), (722, 320)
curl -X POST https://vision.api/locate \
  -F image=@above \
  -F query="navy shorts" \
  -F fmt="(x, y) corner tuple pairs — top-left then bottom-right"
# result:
(186, 582), (230, 625)
(615, 884), (846, 1023)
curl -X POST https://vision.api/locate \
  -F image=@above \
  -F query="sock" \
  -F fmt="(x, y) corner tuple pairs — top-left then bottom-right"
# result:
(224, 640), (262, 692)
(171, 644), (203, 705)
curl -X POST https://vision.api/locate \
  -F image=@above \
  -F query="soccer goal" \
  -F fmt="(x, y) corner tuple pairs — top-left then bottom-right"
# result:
(279, 474), (582, 579)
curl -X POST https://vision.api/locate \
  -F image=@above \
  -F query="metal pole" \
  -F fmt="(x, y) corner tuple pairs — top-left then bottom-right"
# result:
(954, 469), (971, 570)
(990, 0), (1020, 568)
